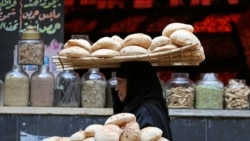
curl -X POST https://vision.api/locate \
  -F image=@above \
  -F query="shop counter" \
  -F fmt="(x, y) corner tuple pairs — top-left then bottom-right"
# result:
(0, 107), (250, 141)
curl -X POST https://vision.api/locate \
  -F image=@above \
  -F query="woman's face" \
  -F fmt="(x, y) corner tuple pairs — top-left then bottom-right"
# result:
(115, 77), (127, 102)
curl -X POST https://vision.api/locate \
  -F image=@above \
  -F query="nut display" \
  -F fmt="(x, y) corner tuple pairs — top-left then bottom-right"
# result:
(224, 79), (250, 109)
(166, 86), (194, 108)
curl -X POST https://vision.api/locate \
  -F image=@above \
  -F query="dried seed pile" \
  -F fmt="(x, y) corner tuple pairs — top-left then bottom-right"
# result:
(82, 80), (106, 108)
(195, 85), (224, 109)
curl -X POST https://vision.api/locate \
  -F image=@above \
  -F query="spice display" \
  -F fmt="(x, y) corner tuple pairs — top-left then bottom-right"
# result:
(195, 73), (224, 109)
(224, 79), (250, 109)
(4, 65), (29, 106)
(18, 25), (44, 65)
(0, 79), (4, 106)
(54, 70), (82, 107)
(82, 68), (106, 108)
(165, 73), (195, 108)
(30, 65), (55, 107)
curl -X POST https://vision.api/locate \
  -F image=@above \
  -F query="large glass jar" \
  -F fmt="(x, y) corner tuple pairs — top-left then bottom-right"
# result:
(106, 71), (117, 108)
(165, 73), (195, 109)
(195, 73), (224, 109)
(18, 25), (44, 65)
(224, 79), (250, 110)
(30, 65), (55, 107)
(54, 70), (82, 107)
(0, 79), (4, 106)
(82, 68), (106, 108)
(4, 65), (29, 106)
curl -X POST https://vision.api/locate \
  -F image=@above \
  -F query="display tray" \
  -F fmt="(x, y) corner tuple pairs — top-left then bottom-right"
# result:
(52, 43), (205, 70)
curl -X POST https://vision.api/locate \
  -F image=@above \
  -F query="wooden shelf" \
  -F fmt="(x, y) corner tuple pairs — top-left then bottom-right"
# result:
(1, 107), (250, 118)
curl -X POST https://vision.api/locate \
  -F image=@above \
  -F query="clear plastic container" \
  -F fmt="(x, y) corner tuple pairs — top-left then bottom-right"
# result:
(106, 71), (117, 108)
(224, 79), (250, 109)
(82, 68), (106, 108)
(165, 73), (195, 109)
(0, 80), (4, 106)
(195, 73), (224, 109)
(30, 65), (55, 107)
(54, 70), (82, 107)
(4, 65), (29, 106)
(18, 25), (44, 65)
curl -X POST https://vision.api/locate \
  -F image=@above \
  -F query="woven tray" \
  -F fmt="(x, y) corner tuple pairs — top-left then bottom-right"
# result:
(52, 43), (205, 70)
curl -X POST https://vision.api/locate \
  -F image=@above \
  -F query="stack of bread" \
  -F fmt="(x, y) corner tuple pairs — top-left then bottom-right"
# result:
(43, 113), (169, 141)
(54, 22), (205, 69)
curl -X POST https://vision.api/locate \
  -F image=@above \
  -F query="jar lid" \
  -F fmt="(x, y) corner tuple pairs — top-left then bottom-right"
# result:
(21, 26), (40, 39)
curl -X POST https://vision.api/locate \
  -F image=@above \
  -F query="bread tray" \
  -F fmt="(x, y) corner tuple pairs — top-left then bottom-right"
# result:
(52, 43), (205, 70)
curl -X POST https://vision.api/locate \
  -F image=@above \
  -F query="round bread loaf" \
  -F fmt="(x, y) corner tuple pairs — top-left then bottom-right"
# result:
(91, 48), (120, 58)
(70, 130), (86, 141)
(67, 39), (92, 52)
(170, 29), (201, 46)
(120, 46), (149, 56)
(63, 42), (70, 49)
(162, 22), (194, 37)
(111, 35), (124, 45)
(140, 127), (163, 141)
(105, 113), (136, 126)
(149, 36), (171, 51)
(157, 137), (170, 141)
(95, 124), (123, 141)
(152, 44), (177, 53)
(83, 137), (95, 141)
(120, 121), (140, 141)
(59, 46), (91, 58)
(42, 136), (62, 141)
(84, 124), (103, 137)
(92, 36), (122, 52)
(123, 33), (152, 49)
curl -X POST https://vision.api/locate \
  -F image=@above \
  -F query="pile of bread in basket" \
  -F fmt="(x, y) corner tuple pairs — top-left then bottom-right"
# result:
(53, 22), (205, 70)
(43, 113), (169, 141)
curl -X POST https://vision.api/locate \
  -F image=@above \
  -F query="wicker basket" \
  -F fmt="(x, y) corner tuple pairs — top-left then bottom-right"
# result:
(52, 43), (205, 70)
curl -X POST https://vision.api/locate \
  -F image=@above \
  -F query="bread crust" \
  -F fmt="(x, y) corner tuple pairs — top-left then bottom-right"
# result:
(123, 33), (152, 49)
(162, 22), (194, 37)
(92, 36), (122, 52)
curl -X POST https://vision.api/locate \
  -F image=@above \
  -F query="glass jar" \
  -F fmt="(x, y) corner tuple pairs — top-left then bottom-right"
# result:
(195, 73), (224, 109)
(30, 65), (55, 107)
(18, 25), (44, 65)
(106, 71), (117, 108)
(4, 65), (29, 106)
(54, 70), (82, 107)
(165, 73), (195, 109)
(224, 79), (250, 109)
(82, 68), (106, 108)
(0, 79), (4, 106)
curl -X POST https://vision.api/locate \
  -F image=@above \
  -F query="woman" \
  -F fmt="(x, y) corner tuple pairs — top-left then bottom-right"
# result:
(114, 61), (173, 140)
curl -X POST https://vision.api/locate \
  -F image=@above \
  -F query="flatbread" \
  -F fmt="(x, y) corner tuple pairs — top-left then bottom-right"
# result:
(140, 127), (163, 141)
(59, 46), (91, 58)
(149, 36), (172, 51)
(123, 33), (152, 49)
(92, 36), (122, 52)
(105, 113), (136, 126)
(120, 121), (140, 141)
(152, 44), (178, 53)
(91, 49), (120, 58)
(162, 22), (194, 37)
(66, 39), (92, 52)
(170, 30), (201, 46)
(120, 46), (149, 56)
